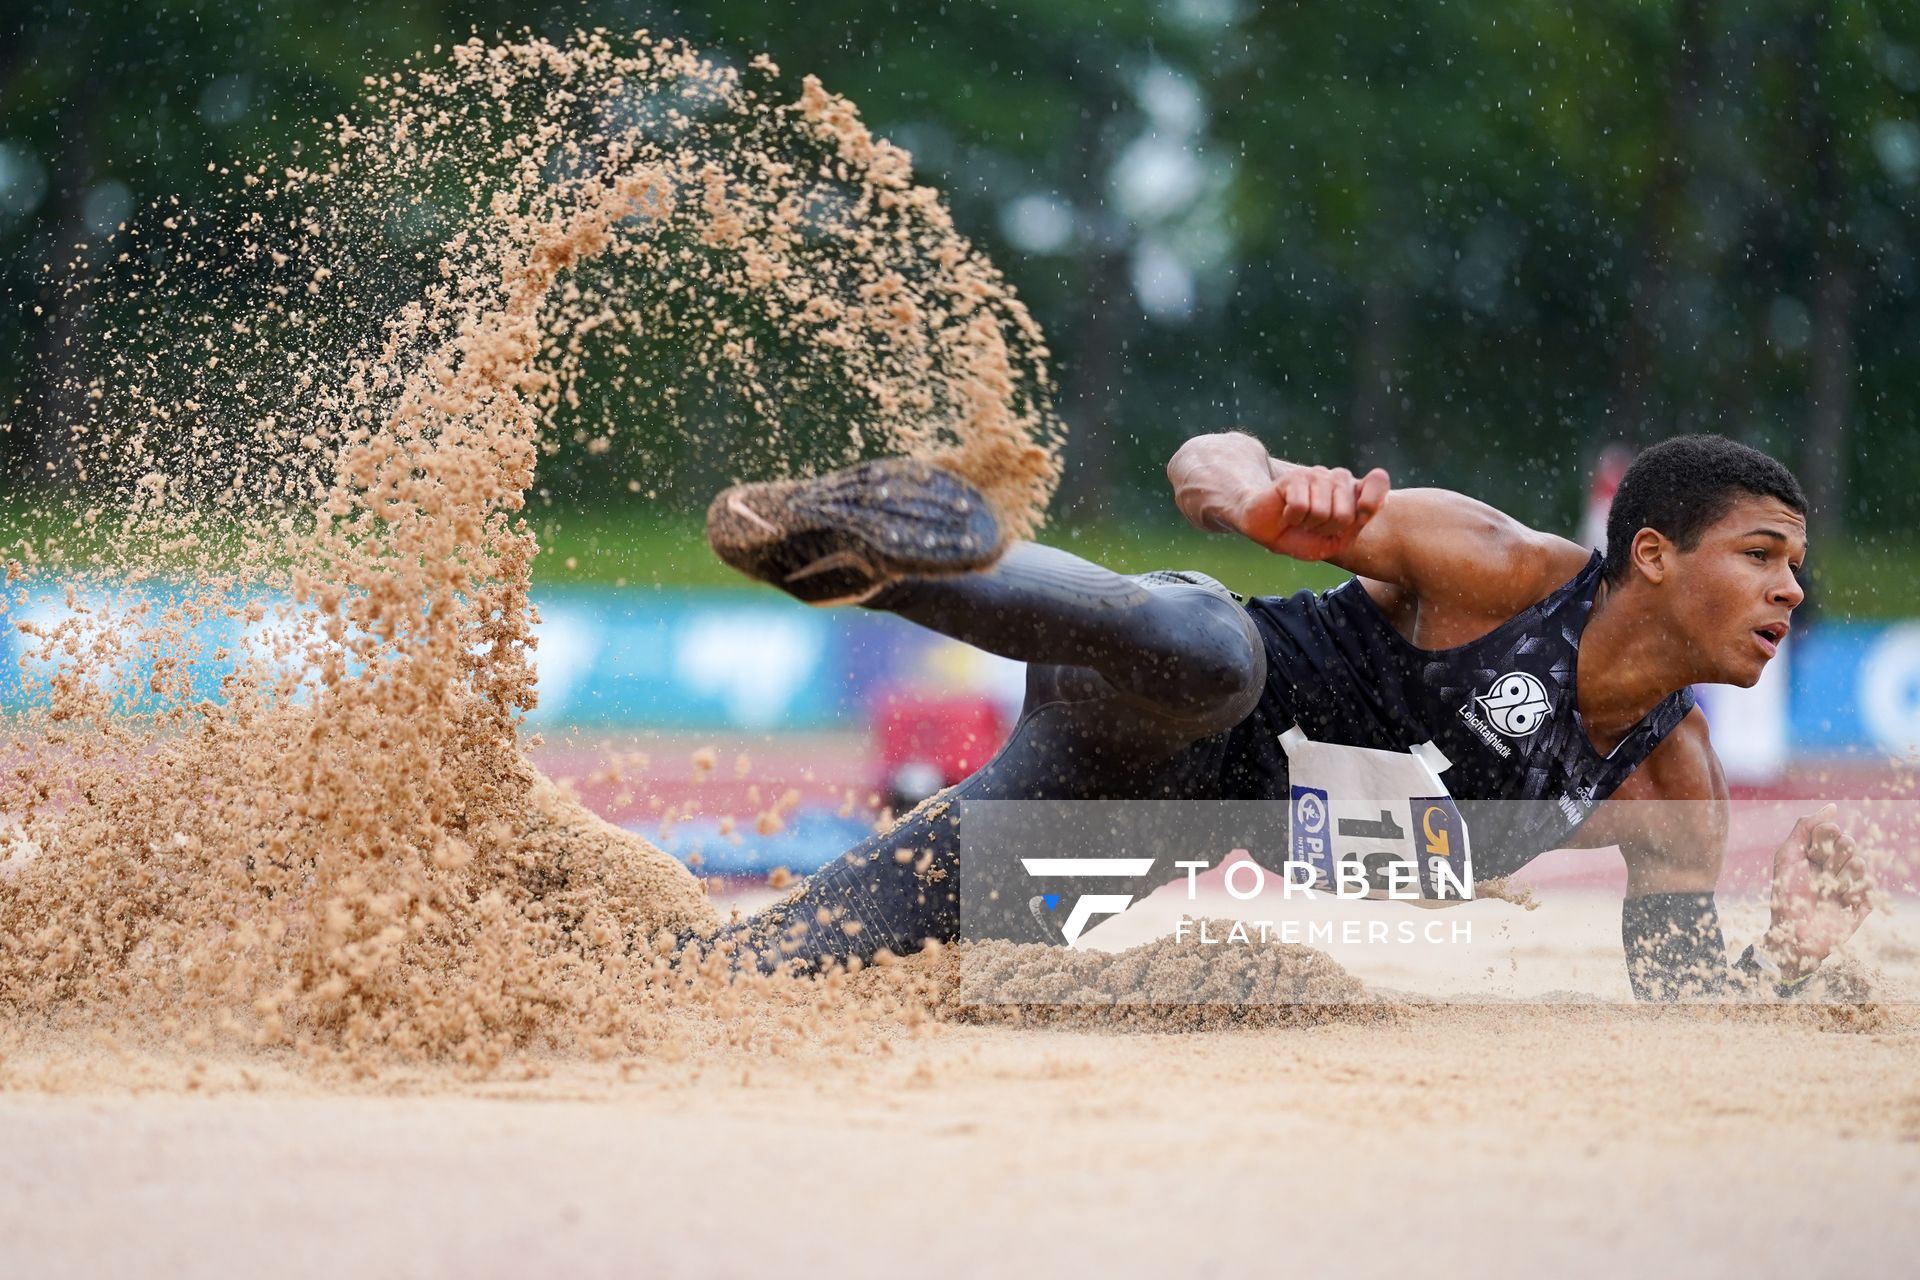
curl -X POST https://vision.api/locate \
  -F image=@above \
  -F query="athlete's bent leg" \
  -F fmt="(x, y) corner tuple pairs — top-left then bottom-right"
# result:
(709, 457), (1260, 729)
(695, 459), (1268, 971)
(698, 577), (1265, 973)
(866, 544), (1261, 728)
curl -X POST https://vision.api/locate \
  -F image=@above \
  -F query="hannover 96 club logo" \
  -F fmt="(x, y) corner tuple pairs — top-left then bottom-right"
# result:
(1473, 671), (1552, 738)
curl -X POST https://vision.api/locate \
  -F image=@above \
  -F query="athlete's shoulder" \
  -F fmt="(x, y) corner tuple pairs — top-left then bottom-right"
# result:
(1607, 707), (1727, 805)
(1567, 707), (1725, 873)
(1478, 522), (1595, 616)
(1349, 496), (1593, 647)
(1597, 707), (1730, 891)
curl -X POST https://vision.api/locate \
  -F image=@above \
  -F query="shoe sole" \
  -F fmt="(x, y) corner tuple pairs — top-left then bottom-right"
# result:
(706, 459), (1005, 605)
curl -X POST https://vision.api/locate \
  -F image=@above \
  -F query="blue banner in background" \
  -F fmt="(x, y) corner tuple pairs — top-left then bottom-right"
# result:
(529, 591), (845, 730)
(0, 581), (259, 712)
(5, 579), (1918, 756)
(1790, 621), (1920, 757)
(525, 588), (1025, 729)
(0, 581), (1025, 730)
(526, 591), (1029, 729)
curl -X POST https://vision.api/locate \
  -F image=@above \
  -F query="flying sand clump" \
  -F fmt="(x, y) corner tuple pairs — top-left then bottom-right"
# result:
(0, 31), (1062, 1071)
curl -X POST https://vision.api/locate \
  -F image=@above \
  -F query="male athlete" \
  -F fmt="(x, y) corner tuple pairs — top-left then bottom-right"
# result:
(695, 432), (1873, 999)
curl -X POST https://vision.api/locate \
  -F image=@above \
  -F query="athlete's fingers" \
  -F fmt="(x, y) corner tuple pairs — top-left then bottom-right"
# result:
(1278, 470), (1314, 529)
(1810, 833), (1852, 879)
(1328, 468), (1356, 529)
(1270, 473), (1294, 529)
(1285, 469), (1320, 531)
(1819, 849), (1872, 908)
(1790, 803), (1837, 859)
(1304, 470), (1334, 529)
(1829, 833), (1864, 886)
(1275, 465), (1387, 546)
(1842, 855), (1877, 907)
(1809, 825), (1840, 868)
(1834, 844), (1865, 885)
(1354, 468), (1390, 523)
(1806, 808), (1845, 868)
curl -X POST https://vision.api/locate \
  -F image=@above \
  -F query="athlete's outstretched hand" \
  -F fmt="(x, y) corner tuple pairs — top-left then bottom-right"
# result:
(1765, 803), (1875, 981)
(1236, 465), (1392, 562)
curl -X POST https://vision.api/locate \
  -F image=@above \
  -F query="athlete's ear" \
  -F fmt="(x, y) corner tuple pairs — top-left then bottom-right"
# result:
(1629, 527), (1671, 585)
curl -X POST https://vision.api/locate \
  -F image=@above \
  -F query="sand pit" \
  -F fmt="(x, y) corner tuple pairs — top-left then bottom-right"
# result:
(5, 888), (1918, 1274)
(2, 974), (1917, 1277)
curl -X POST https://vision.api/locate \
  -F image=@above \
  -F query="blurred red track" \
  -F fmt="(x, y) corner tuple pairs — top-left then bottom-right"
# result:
(533, 735), (1917, 895)
(12, 736), (1904, 895)
(529, 732), (874, 830)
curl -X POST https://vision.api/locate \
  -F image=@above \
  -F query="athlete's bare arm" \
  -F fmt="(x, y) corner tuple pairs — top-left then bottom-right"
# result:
(1571, 708), (1873, 981)
(1167, 431), (1589, 644)
(1571, 710), (1728, 894)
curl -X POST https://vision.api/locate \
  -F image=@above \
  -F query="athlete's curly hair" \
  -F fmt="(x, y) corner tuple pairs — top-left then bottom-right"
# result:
(1602, 434), (1807, 585)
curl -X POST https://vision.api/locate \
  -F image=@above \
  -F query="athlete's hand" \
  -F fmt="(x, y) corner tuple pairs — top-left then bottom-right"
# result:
(1764, 803), (1874, 981)
(1235, 465), (1391, 562)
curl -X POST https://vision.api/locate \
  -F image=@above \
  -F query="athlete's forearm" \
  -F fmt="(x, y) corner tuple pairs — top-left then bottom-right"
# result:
(1168, 431), (1396, 574)
(1614, 784), (1738, 998)
(1167, 433), (1558, 605)
(1166, 431), (1280, 536)
(1332, 487), (1605, 629)
(1622, 891), (1730, 999)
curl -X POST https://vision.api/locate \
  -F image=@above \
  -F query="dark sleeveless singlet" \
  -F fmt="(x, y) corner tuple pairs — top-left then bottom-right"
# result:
(1216, 551), (1696, 878)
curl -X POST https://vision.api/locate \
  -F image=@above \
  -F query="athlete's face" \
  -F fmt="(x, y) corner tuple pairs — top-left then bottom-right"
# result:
(1664, 496), (1807, 686)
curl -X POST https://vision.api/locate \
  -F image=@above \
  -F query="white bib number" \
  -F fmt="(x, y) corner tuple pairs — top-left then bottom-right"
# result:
(1279, 726), (1474, 903)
